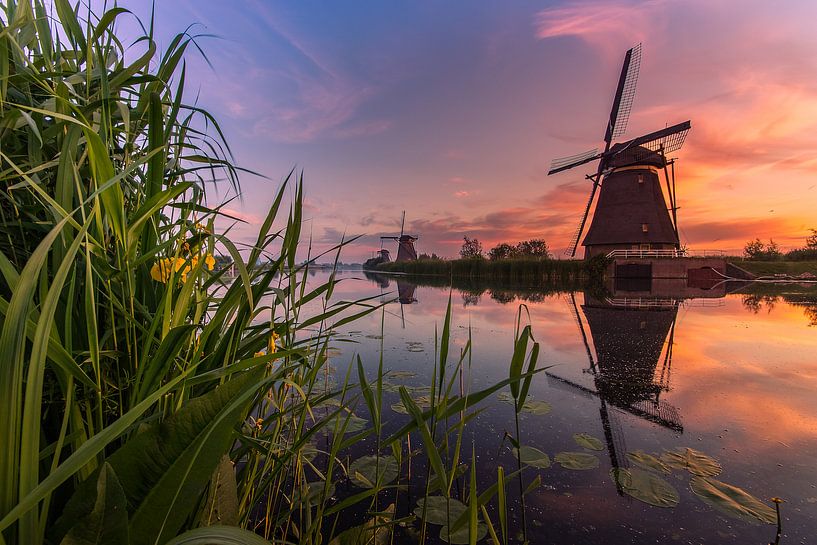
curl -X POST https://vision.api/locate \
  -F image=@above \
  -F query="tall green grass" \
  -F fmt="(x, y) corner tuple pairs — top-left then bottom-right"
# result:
(0, 3), (544, 544)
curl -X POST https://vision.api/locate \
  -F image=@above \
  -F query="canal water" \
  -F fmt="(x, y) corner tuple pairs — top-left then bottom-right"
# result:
(295, 269), (817, 544)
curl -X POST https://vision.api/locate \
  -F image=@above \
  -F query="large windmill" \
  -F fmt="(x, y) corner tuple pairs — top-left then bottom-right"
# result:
(381, 211), (419, 262)
(549, 44), (691, 259)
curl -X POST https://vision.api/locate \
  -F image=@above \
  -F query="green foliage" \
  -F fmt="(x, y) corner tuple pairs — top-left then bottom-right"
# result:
(488, 243), (519, 260)
(488, 239), (550, 260)
(743, 238), (782, 260)
(0, 3), (561, 544)
(460, 236), (484, 259)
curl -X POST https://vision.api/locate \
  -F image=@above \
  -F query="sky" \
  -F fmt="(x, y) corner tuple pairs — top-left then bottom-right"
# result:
(127, 0), (817, 261)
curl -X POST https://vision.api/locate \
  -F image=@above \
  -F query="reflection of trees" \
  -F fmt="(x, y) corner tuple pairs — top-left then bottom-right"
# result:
(802, 305), (817, 327)
(741, 294), (778, 314)
(461, 293), (481, 307)
(489, 290), (517, 305)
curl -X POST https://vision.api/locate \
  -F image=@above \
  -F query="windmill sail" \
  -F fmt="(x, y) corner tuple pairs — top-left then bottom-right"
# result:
(612, 121), (691, 163)
(549, 148), (601, 176)
(606, 43), (642, 143)
(565, 180), (601, 257)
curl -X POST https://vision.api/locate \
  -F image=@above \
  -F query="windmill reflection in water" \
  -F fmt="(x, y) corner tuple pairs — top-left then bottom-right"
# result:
(364, 271), (418, 327)
(547, 291), (683, 494)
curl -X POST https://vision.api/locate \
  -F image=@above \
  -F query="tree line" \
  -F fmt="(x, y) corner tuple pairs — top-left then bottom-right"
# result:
(460, 236), (551, 260)
(743, 229), (817, 261)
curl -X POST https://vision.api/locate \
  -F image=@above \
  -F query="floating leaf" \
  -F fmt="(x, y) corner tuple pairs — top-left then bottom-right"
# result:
(349, 455), (399, 488)
(391, 396), (431, 415)
(497, 392), (514, 404)
(626, 450), (671, 474)
(519, 400), (551, 415)
(661, 447), (721, 477)
(388, 370), (416, 379)
(554, 452), (599, 470)
(329, 503), (395, 545)
(414, 496), (467, 526)
(573, 433), (604, 451)
(689, 476), (776, 524)
(332, 413), (368, 434)
(406, 342), (424, 353)
(611, 468), (679, 508)
(439, 522), (487, 544)
(513, 446), (551, 469)
(292, 481), (336, 507)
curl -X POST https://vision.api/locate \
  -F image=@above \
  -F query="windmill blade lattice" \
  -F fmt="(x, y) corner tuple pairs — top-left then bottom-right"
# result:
(548, 148), (601, 175)
(610, 43), (642, 140)
(613, 120), (691, 163)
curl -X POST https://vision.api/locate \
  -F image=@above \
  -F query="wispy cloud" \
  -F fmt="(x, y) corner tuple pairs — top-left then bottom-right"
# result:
(534, 0), (665, 54)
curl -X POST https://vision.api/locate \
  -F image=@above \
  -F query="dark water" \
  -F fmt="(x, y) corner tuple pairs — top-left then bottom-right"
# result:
(301, 270), (817, 544)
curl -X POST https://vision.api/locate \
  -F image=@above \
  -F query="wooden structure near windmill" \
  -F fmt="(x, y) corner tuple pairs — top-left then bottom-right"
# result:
(380, 211), (419, 262)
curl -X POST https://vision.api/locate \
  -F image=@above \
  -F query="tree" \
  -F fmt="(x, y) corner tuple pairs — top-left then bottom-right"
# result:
(460, 236), (483, 259)
(516, 239), (550, 258)
(744, 238), (782, 261)
(744, 239), (765, 260)
(488, 243), (518, 260)
(807, 229), (817, 250)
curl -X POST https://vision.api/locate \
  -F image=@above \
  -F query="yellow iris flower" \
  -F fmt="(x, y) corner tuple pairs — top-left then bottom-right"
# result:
(268, 331), (280, 353)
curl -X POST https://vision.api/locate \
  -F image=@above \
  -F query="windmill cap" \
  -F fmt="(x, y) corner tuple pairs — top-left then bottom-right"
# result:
(607, 143), (666, 169)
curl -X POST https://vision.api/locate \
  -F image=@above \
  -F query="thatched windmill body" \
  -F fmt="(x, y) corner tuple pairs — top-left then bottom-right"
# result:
(381, 211), (419, 262)
(549, 45), (691, 259)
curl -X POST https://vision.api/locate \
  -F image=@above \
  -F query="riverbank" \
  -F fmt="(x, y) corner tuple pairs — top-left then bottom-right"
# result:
(729, 260), (817, 277)
(374, 257), (593, 285)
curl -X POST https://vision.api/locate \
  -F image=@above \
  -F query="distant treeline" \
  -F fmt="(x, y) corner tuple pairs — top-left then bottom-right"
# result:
(375, 256), (599, 287)
(743, 229), (817, 261)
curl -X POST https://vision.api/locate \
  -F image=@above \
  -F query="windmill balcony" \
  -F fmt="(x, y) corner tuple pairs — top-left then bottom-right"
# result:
(605, 248), (725, 259)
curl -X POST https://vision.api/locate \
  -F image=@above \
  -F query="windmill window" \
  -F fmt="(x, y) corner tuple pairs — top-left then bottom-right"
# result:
(637, 174), (644, 184)
(642, 223), (649, 233)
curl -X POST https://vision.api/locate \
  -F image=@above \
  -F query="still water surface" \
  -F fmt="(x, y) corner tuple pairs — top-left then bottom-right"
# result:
(298, 270), (817, 544)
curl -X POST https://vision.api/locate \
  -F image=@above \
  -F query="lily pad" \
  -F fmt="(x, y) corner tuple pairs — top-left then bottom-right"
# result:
(573, 433), (604, 451)
(554, 452), (599, 470)
(689, 476), (776, 524)
(391, 396), (432, 415)
(333, 413), (368, 434)
(406, 342), (425, 353)
(414, 496), (467, 526)
(513, 446), (551, 469)
(519, 400), (552, 415)
(349, 455), (399, 488)
(661, 447), (721, 477)
(497, 392), (514, 404)
(626, 450), (672, 474)
(611, 468), (679, 508)
(292, 481), (336, 507)
(440, 522), (488, 544)
(388, 370), (416, 379)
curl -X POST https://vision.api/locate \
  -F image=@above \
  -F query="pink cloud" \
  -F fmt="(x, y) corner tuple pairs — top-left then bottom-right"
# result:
(534, 1), (664, 55)
(454, 190), (470, 198)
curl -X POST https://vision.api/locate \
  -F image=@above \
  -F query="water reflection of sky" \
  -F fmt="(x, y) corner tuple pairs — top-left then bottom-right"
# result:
(297, 270), (817, 544)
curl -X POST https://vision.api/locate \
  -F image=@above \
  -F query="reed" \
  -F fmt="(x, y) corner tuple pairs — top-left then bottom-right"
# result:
(0, 3), (544, 544)
(376, 257), (588, 286)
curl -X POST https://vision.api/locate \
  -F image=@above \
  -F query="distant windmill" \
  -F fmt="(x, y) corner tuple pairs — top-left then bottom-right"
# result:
(549, 44), (691, 258)
(381, 211), (419, 262)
